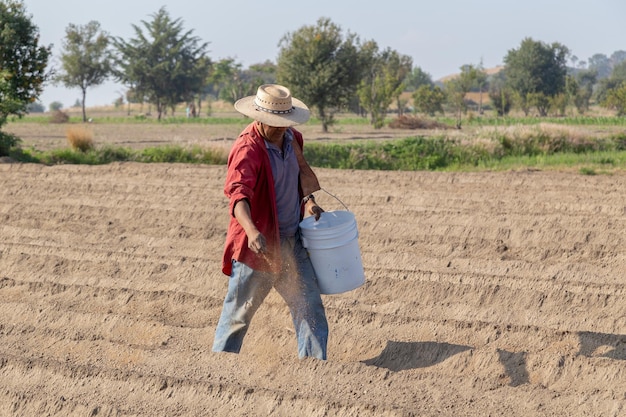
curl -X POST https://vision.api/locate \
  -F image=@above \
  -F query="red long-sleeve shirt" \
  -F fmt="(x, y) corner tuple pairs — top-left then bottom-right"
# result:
(221, 122), (305, 276)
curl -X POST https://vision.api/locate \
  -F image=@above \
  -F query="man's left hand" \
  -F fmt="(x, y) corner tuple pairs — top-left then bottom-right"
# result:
(308, 203), (324, 221)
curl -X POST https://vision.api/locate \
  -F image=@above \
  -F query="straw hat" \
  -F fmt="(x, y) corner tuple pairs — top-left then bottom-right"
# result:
(234, 84), (310, 127)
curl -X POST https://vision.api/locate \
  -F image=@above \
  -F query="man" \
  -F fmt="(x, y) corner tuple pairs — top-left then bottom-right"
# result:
(212, 84), (329, 360)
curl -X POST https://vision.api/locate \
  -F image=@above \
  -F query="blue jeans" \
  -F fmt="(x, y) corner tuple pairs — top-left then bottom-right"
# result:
(212, 233), (328, 360)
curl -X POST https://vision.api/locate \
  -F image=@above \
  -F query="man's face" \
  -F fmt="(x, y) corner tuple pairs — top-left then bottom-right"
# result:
(258, 122), (288, 142)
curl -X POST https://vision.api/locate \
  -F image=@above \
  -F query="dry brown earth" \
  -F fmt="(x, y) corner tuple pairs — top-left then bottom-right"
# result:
(1, 123), (625, 416)
(4, 119), (425, 152)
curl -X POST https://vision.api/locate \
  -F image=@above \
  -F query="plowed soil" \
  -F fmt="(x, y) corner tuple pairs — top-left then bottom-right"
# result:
(1, 124), (625, 416)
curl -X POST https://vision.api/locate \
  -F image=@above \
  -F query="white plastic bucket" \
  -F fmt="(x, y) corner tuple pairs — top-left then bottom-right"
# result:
(299, 211), (365, 294)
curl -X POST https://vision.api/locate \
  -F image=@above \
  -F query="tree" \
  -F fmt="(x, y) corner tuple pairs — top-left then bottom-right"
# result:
(445, 65), (479, 128)
(504, 37), (569, 116)
(49, 101), (63, 112)
(55, 21), (111, 122)
(595, 61), (626, 105)
(412, 85), (445, 116)
(207, 58), (239, 102)
(571, 69), (597, 114)
(404, 66), (433, 92)
(473, 62), (488, 114)
(248, 60), (277, 85)
(26, 101), (45, 113)
(277, 17), (363, 132)
(610, 50), (626, 67)
(357, 42), (412, 128)
(588, 53), (612, 79)
(0, 0), (51, 156)
(609, 60), (626, 82)
(208, 58), (268, 107)
(191, 56), (212, 117)
(602, 82), (626, 116)
(0, 1), (51, 127)
(112, 7), (210, 120)
(488, 70), (513, 116)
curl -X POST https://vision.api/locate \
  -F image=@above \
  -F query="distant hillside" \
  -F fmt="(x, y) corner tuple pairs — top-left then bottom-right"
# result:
(437, 66), (505, 83)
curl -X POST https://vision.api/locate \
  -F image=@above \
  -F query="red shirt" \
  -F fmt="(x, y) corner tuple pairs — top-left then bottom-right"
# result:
(221, 122), (305, 276)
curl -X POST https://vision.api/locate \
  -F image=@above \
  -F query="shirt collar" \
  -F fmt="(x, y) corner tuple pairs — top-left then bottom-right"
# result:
(264, 128), (294, 151)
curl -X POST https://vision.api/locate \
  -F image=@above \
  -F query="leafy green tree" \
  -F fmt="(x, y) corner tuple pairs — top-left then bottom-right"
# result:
(357, 42), (412, 128)
(248, 60), (277, 85)
(207, 58), (239, 101)
(55, 21), (111, 122)
(445, 65), (479, 128)
(611, 50), (626, 67)
(527, 92), (552, 116)
(600, 60), (626, 98)
(473, 63), (488, 114)
(403, 66), (434, 116)
(0, 1), (51, 126)
(49, 101), (63, 111)
(488, 71), (513, 116)
(208, 58), (268, 106)
(549, 92), (568, 116)
(0, 0), (51, 156)
(588, 53), (612, 79)
(112, 7), (210, 120)
(26, 101), (45, 113)
(184, 55), (211, 117)
(602, 82), (626, 116)
(277, 17), (363, 132)
(212, 60), (278, 115)
(412, 85), (445, 116)
(489, 88), (513, 116)
(570, 69), (597, 114)
(611, 60), (626, 80)
(504, 37), (569, 116)
(596, 61), (626, 107)
(404, 66), (433, 92)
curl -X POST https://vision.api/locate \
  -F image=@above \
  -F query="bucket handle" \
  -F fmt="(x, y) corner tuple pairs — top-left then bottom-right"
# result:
(319, 187), (350, 211)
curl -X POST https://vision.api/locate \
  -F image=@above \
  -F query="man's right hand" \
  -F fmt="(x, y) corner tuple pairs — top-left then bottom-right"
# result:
(247, 230), (267, 254)
(233, 199), (267, 254)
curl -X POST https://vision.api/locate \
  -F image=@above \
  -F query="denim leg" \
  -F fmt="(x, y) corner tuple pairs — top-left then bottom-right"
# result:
(274, 234), (329, 360)
(212, 260), (272, 353)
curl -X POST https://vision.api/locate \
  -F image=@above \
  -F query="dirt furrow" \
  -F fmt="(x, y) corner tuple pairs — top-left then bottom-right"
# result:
(1, 162), (625, 416)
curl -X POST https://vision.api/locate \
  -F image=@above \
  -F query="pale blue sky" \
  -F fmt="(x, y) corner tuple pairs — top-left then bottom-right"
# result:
(25, 0), (626, 107)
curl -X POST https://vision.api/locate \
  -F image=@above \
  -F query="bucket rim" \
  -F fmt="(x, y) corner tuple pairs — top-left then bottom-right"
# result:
(299, 210), (356, 230)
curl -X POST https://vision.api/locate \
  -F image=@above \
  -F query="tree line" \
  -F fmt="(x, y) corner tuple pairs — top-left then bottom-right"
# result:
(2, 1), (626, 139)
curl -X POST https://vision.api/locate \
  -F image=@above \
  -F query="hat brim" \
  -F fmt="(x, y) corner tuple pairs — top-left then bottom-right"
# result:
(234, 95), (310, 127)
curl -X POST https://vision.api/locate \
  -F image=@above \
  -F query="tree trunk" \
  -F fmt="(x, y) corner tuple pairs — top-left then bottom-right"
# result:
(156, 101), (163, 121)
(81, 88), (87, 122)
(319, 107), (328, 133)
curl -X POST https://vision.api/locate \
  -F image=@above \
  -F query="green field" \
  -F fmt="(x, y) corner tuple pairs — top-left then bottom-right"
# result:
(4, 110), (626, 175)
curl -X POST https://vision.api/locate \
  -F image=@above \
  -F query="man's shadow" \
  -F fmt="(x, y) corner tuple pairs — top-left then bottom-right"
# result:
(363, 331), (626, 385)
(497, 349), (529, 386)
(362, 340), (472, 372)
(577, 331), (626, 359)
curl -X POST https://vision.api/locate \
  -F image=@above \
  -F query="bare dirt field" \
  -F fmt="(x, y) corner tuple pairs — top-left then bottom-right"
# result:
(4, 117), (426, 153)
(1, 122), (625, 416)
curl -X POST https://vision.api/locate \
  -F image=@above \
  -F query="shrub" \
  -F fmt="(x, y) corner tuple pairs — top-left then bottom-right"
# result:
(49, 110), (70, 124)
(611, 133), (626, 150)
(579, 167), (597, 175)
(0, 131), (21, 156)
(389, 115), (450, 130)
(66, 126), (94, 152)
(49, 101), (63, 112)
(27, 102), (45, 113)
(97, 146), (135, 163)
(40, 148), (98, 165)
(136, 145), (227, 164)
